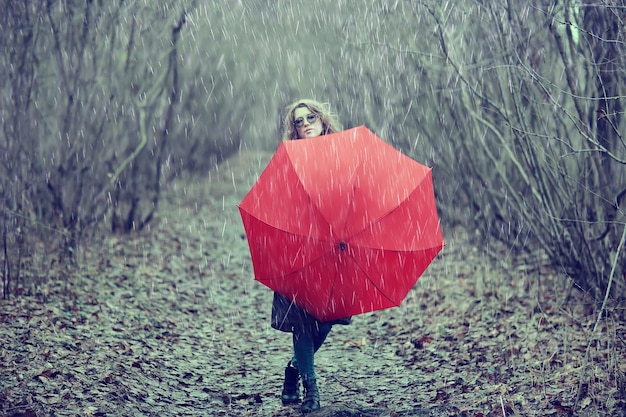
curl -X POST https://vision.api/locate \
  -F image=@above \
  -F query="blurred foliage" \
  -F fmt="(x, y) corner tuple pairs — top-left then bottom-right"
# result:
(1, 0), (625, 308)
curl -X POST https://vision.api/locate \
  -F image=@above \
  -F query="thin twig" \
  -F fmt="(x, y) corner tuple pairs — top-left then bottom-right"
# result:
(574, 221), (626, 412)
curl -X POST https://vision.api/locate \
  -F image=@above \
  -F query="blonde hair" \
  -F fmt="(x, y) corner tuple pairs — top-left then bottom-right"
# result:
(281, 99), (342, 141)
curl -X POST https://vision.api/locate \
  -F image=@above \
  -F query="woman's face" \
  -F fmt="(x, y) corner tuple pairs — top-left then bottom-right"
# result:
(294, 106), (323, 139)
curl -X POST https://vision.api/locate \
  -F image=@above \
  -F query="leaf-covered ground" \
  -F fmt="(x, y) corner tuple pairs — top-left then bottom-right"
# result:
(1, 151), (625, 417)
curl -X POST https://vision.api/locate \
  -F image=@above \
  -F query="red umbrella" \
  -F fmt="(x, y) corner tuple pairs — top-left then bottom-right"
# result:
(238, 126), (444, 322)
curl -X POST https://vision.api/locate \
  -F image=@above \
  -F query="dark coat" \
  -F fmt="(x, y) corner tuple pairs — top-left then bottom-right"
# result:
(271, 292), (352, 333)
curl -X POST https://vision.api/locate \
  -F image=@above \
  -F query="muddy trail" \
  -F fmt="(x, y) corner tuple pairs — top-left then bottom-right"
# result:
(1, 150), (624, 417)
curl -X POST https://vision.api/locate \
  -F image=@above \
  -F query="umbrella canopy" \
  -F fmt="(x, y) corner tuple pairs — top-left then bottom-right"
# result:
(238, 126), (444, 322)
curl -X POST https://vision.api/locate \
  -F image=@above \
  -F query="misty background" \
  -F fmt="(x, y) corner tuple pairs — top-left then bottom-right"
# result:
(1, 1), (625, 309)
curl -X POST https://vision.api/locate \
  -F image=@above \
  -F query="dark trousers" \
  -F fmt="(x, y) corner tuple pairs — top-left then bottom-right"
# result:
(291, 321), (333, 380)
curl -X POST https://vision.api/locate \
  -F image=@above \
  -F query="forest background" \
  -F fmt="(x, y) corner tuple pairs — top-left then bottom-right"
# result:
(1, 1), (625, 416)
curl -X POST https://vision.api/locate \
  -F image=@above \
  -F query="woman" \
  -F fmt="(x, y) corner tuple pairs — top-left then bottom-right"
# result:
(273, 99), (351, 413)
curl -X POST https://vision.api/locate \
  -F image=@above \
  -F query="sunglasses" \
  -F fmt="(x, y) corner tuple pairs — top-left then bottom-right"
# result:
(293, 113), (319, 128)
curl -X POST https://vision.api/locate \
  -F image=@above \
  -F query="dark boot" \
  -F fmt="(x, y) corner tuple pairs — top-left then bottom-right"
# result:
(281, 362), (300, 405)
(301, 378), (320, 413)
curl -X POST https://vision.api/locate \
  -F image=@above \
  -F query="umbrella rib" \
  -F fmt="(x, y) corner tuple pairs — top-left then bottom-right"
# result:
(351, 257), (400, 308)
(340, 171), (360, 239)
(245, 213), (334, 244)
(242, 211), (346, 284)
(323, 256), (400, 317)
(245, 216), (338, 281)
(346, 182), (433, 247)
(288, 159), (340, 240)
(259, 249), (333, 283)
(323, 269), (339, 318)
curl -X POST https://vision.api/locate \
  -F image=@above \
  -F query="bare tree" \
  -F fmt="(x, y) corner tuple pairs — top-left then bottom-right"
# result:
(0, 1), (289, 297)
(1, 2), (49, 298)
(398, 0), (626, 304)
(0, 2), (204, 296)
(318, 1), (625, 306)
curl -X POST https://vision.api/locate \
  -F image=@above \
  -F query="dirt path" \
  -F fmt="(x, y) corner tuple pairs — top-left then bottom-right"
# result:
(1, 150), (624, 417)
